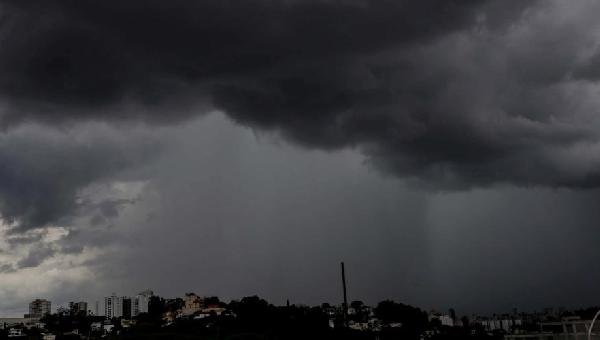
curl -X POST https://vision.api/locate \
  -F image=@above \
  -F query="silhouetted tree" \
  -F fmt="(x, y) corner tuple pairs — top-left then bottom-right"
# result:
(204, 296), (221, 306)
(375, 300), (428, 339)
(148, 296), (166, 319)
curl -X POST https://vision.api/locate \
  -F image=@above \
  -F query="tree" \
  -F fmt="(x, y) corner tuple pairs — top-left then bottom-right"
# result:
(204, 296), (221, 306)
(375, 300), (428, 339)
(350, 301), (368, 322)
(148, 296), (166, 319)
(350, 301), (364, 310)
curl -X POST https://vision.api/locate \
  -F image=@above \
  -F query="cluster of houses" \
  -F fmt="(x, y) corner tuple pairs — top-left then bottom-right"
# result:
(163, 293), (227, 323)
(328, 303), (600, 339)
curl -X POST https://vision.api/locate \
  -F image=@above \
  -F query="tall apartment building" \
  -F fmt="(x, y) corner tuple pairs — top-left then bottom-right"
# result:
(133, 290), (153, 316)
(104, 293), (123, 319)
(122, 298), (132, 319)
(105, 290), (153, 319)
(28, 299), (51, 318)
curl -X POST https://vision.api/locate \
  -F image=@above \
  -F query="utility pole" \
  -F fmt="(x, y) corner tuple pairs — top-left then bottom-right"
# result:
(341, 262), (348, 327)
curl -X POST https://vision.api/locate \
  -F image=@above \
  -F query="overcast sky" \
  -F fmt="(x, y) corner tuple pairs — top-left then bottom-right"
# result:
(2, 0), (600, 316)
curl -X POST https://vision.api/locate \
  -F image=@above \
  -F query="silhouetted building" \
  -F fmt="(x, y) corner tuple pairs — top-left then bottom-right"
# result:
(122, 298), (132, 319)
(28, 299), (51, 318)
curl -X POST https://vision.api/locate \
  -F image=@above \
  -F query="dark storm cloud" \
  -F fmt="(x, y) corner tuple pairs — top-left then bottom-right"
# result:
(0, 0), (489, 115)
(4, 1), (600, 314)
(0, 0), (539, 185)
(0, 0), (489, 108)
(3, 0), (600, 191)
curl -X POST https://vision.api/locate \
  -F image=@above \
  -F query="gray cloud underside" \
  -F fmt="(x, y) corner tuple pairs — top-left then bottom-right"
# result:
(6, 0), (597, 189)
(0, 124), (159, 230)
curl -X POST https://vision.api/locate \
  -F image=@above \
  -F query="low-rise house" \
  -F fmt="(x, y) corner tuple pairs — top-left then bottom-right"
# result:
(0, 317), (40, 330)
(349, 321), (370, 331)
(504, 317), (598, 340)
(91, 322), (102, 332)
(202, 306), (226, 316)
(429, 312), (455, 327)
(163, 309), (181, 322)
(103, 323), (115, 334)
(181, 293), (204, 316)
(7, 328), (22, 337)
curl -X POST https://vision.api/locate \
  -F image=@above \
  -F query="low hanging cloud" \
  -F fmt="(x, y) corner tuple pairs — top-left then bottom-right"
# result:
(16, 245), (56, 269)
(0, 0), (600, 195)
(0, 123), (160, 230)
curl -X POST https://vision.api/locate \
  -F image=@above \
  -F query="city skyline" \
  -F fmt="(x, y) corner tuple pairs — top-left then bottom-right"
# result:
(4, 292), (600, 339)
(15, 289), (600, 320)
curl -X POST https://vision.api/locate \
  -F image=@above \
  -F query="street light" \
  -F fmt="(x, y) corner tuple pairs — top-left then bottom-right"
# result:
(588, 310), (600, 340)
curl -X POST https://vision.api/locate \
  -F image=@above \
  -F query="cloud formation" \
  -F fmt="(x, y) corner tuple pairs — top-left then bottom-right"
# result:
(0, 0), (599, 231)
(0, 0), (489, 114)
(0, 123), (159, 230)
(7, 1), (600, 313)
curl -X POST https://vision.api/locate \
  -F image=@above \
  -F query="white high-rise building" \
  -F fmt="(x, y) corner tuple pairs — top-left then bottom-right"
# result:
(133, 290), (153, 316)
(104, 293), (123, 319)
